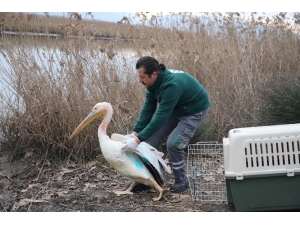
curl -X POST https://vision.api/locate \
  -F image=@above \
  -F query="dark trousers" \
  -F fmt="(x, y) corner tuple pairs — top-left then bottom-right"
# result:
(146, 108), (209, 183)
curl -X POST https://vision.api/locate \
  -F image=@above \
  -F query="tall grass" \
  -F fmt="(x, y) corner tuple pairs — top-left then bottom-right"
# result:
(257, 75), (300, 126)
(0, 12), (299, 161)
(0, 36), (143, 161)
(0, 12), (170, 39)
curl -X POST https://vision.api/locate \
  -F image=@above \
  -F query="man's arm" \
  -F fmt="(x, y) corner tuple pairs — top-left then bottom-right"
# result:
(137, 84), (182, 142)
(133, 90), (157, 133)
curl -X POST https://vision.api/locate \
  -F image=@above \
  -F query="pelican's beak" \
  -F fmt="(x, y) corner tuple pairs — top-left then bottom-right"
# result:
(70, 110), (106, 139)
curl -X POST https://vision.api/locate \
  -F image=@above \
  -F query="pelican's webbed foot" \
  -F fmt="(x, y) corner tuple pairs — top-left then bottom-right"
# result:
(148, 177), (169, 201)
(114, 181), (137, 196)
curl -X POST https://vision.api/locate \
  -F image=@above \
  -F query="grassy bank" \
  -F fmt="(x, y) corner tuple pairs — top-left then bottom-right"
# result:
(0, 12), (171, 40)
(0, 12), (299, 161)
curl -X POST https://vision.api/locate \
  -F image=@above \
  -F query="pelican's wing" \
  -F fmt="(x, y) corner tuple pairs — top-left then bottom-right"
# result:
(111, 133), (171, 174)
(139, 142), (164, 158)
(134, 143), (164, 185)
(155, 155), (172, 174)
(111, 133), (130, 142)
(111, 133), (165, 158)
(136, 143), (171, 174)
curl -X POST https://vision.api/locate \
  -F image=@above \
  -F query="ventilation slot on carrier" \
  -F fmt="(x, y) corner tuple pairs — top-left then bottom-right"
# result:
(271, 143), (274, 154)
(276, 143), (279, 153)
(244, 139), (300, 169)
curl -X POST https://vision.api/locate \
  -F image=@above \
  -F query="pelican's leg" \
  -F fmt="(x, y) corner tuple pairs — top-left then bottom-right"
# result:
(148, 177), (169, 201)
(114, 181), (137, 196)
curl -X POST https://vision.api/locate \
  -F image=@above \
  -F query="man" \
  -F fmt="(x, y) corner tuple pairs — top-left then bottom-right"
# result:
(122, 56), (210, 193)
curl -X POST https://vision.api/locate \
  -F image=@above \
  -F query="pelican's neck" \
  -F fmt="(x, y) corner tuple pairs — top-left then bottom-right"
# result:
(99, 105), (113, 136)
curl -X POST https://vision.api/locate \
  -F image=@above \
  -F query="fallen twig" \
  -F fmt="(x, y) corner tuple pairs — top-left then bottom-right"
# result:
(12, 199), (48, 211)
(27, 179), (50, 212)
(138, 205), (165, 207)
(34, 160), (46, 182)
(60, 203), (68, 207)
(0, 172), (13, 182)
(109, 179), (124, 185)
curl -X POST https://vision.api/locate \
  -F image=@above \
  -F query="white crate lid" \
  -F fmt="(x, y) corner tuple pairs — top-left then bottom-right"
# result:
(229, 123), (300, 135)
(223, 123), (300, 180)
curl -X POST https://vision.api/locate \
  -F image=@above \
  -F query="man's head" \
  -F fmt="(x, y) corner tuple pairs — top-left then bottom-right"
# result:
(136, 56), (166, 88)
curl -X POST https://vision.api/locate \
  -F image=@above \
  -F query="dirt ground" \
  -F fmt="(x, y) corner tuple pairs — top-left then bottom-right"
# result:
(0, 150), (234, 212)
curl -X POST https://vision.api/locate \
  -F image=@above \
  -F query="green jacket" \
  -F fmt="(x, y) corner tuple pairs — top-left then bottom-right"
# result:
(133, 69), (210, 142)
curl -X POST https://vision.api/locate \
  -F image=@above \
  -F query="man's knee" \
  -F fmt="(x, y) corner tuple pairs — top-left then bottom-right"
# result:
(166, 137), (179, 152)
(167, 131), (190, 152)
(166, 138), (186, 160)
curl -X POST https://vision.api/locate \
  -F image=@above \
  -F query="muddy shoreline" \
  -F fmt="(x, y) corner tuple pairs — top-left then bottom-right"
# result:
(0, 151), (234, 212)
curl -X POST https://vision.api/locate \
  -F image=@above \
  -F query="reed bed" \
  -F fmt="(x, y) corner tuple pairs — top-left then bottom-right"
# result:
(0, 12), (299, 161)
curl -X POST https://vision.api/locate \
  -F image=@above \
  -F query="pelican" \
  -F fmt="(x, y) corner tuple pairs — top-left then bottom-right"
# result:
(70, 102), (170, 201)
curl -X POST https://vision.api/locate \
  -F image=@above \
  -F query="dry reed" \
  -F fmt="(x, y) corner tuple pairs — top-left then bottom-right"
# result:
(0, 12), (299, 161)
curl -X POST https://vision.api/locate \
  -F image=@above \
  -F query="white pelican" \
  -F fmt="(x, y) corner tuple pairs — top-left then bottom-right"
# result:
(69, 102), (170, 201)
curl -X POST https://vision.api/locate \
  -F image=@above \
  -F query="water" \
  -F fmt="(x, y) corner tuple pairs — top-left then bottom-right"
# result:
(0, 35), (139, 112)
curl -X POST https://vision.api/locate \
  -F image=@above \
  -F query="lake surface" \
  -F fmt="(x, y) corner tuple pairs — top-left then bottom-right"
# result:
(0, 34), (140, 111)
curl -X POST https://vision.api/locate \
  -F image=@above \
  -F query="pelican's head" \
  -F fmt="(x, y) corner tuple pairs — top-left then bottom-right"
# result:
(69, 102), (113, 139)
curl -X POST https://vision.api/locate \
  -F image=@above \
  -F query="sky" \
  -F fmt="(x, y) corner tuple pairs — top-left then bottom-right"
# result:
(2, 0), (299, 24)
(31, 12), (296, 24)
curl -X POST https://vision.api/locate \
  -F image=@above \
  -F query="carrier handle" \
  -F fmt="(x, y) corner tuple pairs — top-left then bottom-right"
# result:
(196, 141), (219, 144)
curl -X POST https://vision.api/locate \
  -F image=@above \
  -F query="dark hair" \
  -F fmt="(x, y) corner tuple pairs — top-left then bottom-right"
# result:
(136, 56), (166, 77)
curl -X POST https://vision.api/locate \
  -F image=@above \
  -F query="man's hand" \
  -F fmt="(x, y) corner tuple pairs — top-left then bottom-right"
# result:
(122, 138), (139, 153)
(125, 133), (136, 138)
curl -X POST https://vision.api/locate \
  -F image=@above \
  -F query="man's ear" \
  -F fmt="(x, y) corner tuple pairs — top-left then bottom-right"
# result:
(152, 71), (158, 78)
